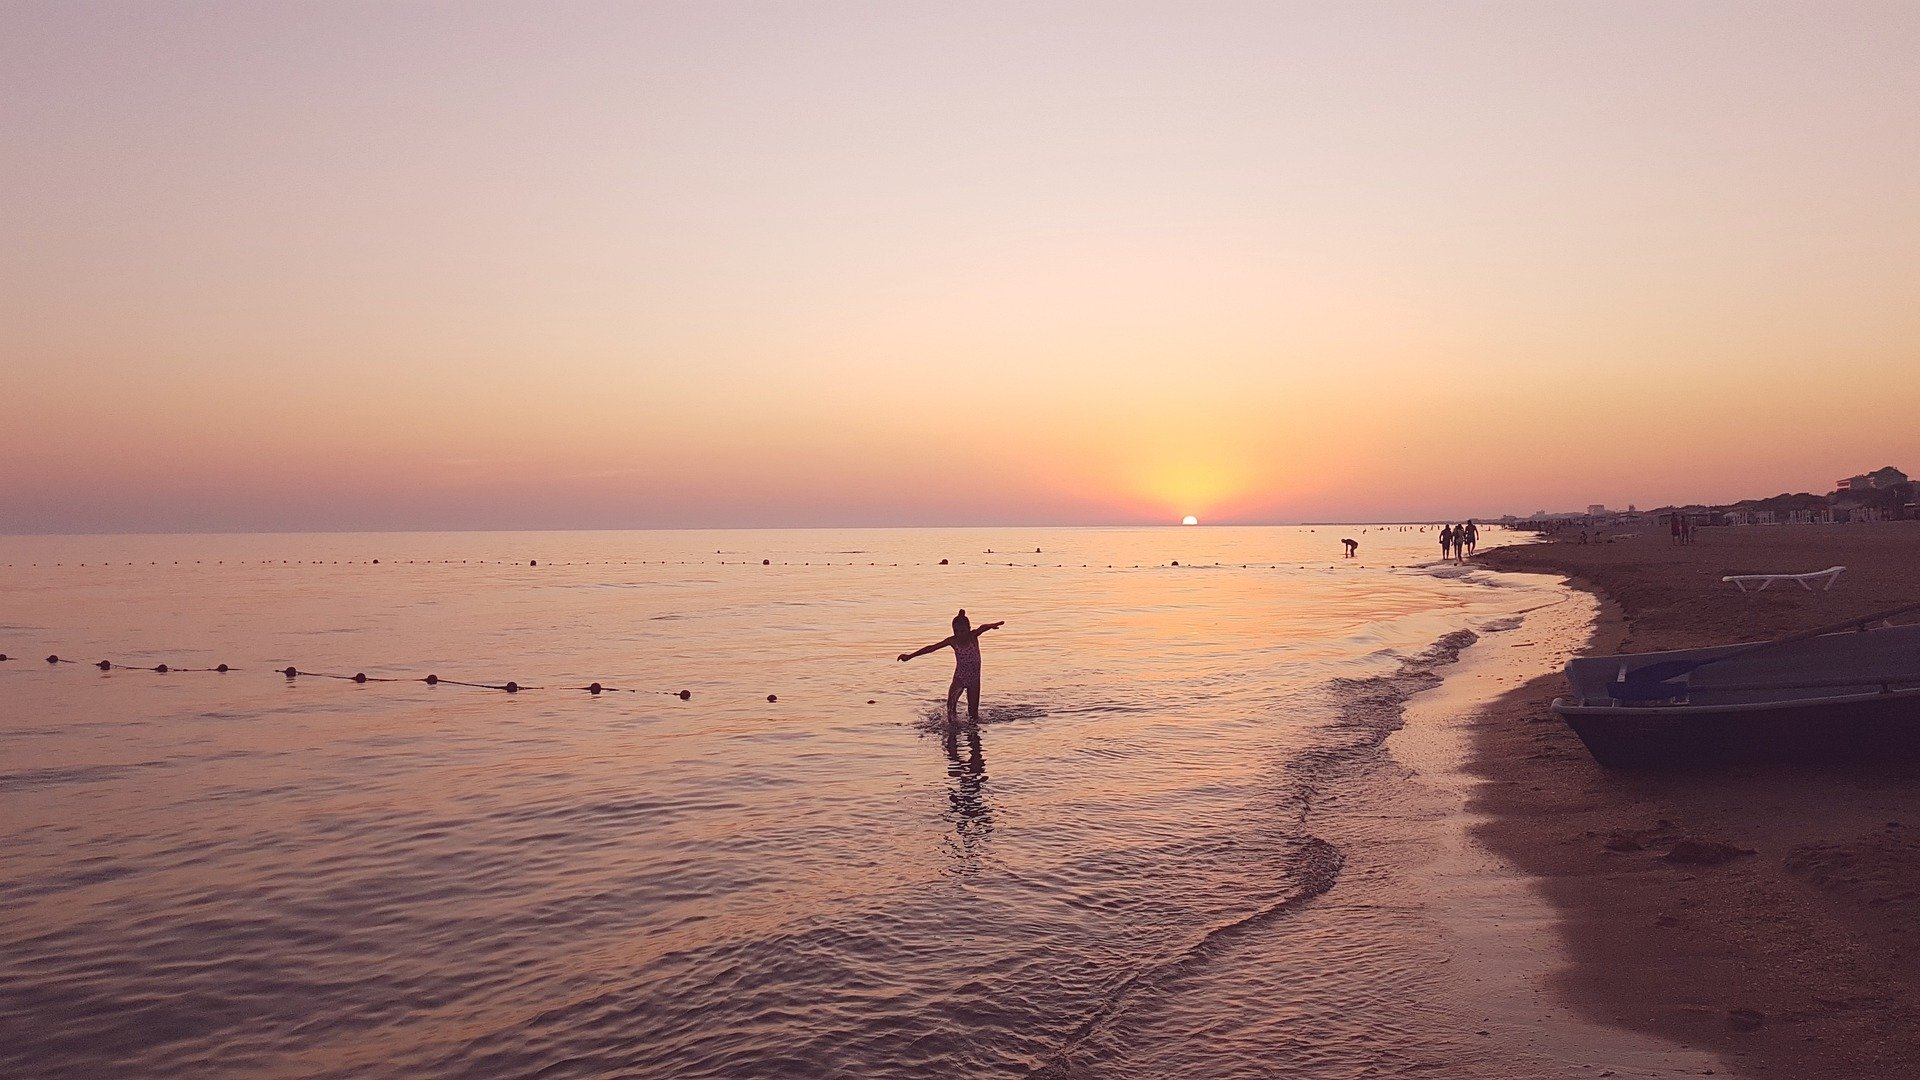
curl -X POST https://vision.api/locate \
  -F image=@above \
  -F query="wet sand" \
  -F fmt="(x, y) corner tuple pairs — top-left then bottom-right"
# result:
(1473, 522), (1920, 1078)
(1389, 585), (1723, 1078)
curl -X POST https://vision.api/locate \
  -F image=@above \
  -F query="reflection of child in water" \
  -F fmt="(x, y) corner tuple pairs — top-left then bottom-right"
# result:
(898, 609), (1004, 724)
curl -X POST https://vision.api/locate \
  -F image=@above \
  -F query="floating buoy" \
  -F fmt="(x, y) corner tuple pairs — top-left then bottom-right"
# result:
(352, 672), (367, 683)
(97, 660), (111, 670)
(283, 667), (298, 678)
(939, 558), (949, 565)
(425, 674), (439, 685)
(154, 665), (169, 673)
(372, 559), (379, 564)
(588, 682), (603, 695)
(678, 689), (691, 700)
(217, 664), (229, 673)
(504, 682), (520, 693)
(867, 699), (876, 704)
(530, 560), (537, 566)
(47, 654), (59, 664)
(763, 559), (770, 565)
(0, 654), (9, 661)
(767, 694), (777, 703)
(1171, 561), (1179, 566)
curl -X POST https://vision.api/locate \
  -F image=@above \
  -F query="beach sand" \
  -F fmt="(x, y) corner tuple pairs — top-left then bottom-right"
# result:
(1472, 522), (1920, 1078)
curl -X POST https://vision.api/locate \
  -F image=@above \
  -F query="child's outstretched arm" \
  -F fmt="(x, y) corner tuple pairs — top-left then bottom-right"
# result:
(897, 636), (955, 662)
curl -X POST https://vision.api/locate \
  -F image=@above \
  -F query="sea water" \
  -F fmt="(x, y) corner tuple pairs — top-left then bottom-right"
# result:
(1, 526), (1555, 1078)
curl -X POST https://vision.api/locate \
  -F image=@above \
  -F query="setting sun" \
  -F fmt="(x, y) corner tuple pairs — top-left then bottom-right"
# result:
(1182, 516), (1199, 526)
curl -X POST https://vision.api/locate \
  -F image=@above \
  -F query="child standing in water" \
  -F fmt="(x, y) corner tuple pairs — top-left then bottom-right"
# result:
(898, 609), (1004, 724)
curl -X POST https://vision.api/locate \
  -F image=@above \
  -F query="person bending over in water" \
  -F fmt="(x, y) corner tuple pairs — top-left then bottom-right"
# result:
(898, 609), (1004, 724)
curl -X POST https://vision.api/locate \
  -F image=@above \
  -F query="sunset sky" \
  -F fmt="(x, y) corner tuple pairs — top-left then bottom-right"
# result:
(5, 2), (1917, 533)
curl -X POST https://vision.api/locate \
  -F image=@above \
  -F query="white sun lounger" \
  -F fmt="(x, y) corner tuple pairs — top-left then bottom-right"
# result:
(1722, 566), (1845, 593)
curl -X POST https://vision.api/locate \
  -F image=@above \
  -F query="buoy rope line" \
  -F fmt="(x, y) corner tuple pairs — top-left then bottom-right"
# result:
(6, 654), (881, 706)
(36, 656), (233, 673)
(273, 668), (692, 697)
(4, 653), (697, 698)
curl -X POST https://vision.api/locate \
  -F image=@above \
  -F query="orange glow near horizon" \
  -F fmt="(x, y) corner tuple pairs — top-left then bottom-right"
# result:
(5, 5), (1918, 532)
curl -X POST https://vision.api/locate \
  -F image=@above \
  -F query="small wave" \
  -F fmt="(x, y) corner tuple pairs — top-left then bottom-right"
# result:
(1029, 836), (1345, 1078)
(1048, 699), (1163, 716)
(1286, 628), (1479, 821)
(0, 760), (171, 793)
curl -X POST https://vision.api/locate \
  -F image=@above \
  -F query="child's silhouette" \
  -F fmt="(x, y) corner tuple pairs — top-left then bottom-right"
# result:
(898, 609), (1004, 724)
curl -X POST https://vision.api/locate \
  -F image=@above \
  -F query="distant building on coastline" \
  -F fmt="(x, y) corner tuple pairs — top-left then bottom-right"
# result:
(1587, 504), (1607, 516)
(1826, 464), (1914, 522)
(1837, 466), (1909, 491)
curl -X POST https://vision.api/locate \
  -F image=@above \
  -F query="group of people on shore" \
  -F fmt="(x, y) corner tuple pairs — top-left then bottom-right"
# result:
(1438, 521), (1477, 561)
(1669, 512), (1698, 545)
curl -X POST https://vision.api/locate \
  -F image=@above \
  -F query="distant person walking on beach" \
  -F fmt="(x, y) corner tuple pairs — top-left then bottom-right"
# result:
(1341, 538), (1358, 558)
(1463, 520), (1478, 555)
(1670, 512), (1683, 545)
(1438, 525), (1454, 562)
(899, 609), (1004, 724)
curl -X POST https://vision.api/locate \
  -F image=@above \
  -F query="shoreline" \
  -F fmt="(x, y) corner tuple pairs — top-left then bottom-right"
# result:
(1467, 522), (1920, 1079)
(1388, 574), (1724, 1077)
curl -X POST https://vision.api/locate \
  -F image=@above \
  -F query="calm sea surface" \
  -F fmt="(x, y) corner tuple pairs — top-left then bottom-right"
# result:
(1, 526), (1552, 1078)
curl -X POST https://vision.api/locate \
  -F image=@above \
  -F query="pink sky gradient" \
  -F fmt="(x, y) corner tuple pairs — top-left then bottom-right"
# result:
(5, 2), (1917, 532)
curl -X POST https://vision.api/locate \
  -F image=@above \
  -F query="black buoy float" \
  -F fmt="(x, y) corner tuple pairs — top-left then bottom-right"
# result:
(678, 689), (691, 700)
(0, 654), (9, 661)
(154, 665), (169, 673)
(217, 664), (229, 673)
(530, 560), (537, 566)
(97, 660), (111, 670)
(283, 667), (298, 678)
(425, 674), (439, 685)
(504, 682), (519, 693)
(47, 654), (59, 664)
(588, 682), (603, 695)
(939, 558), (949, 565)
(767, 694), (778, 703)
(763, 559), (770, 565)
(352, 672), (367, 683)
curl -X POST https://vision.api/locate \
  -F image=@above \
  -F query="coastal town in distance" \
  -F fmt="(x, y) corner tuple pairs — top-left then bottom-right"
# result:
(1502, 464), (1916, 531)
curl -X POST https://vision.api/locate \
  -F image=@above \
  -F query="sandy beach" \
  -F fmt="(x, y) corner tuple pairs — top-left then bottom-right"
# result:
(1473, 522), (1920, 1078)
